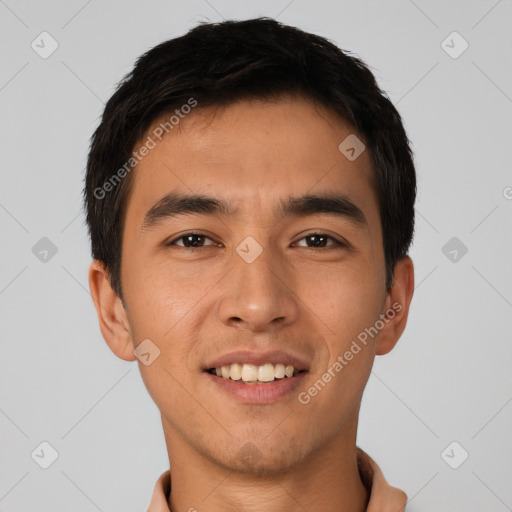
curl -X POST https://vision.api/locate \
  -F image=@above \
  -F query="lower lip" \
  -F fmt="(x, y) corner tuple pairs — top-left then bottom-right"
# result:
(205, 371), (308, 404)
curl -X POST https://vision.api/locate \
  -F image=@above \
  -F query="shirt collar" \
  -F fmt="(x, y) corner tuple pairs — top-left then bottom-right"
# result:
(147, 448), (406, 511)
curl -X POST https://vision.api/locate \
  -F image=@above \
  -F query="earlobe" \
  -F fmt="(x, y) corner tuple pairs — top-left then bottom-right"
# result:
(88, 260), (136, 362)
(376, 256), (415, 356)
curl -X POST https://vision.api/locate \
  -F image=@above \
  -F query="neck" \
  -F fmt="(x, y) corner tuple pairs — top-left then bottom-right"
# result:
(162, 417), (369, 512)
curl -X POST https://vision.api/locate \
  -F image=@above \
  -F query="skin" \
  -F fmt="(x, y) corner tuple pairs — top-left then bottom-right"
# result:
(89, 96), (414, 512)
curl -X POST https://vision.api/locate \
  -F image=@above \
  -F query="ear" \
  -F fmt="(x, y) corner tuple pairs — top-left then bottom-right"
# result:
(88, 260), (136, 361)
(376, 256), (415, 356)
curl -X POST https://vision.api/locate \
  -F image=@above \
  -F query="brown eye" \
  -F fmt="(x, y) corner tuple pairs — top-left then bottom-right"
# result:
(295, 233), (345, 248)
(167, 233), (216, 248)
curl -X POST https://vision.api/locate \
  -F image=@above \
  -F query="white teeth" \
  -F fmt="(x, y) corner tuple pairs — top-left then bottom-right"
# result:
(210, 363), (301, 383)
(258, 363), (275, 382)
(241, 364), (258, 382)
(230, 363), (242, 380)
(274, 363), (286, 379)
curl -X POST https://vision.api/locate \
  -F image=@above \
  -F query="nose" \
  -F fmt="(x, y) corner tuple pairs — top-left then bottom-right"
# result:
(217, 244), (300, 333)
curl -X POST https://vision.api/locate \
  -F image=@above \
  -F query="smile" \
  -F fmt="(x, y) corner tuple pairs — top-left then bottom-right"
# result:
(207, 363), (304, 383)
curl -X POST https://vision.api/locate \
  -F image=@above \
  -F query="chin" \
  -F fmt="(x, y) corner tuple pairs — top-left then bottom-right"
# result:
(217, 438), (308, 476)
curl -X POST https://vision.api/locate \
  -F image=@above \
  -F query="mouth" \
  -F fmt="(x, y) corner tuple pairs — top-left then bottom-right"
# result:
(203, 351), (309, 403)
(205, 363), (306, 383)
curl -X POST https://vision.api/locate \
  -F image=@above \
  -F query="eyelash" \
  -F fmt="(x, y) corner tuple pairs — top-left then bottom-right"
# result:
(166, 232), (347, 250)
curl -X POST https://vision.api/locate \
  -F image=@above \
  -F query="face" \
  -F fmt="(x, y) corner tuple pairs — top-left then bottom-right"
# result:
(93, 96), (411, 475)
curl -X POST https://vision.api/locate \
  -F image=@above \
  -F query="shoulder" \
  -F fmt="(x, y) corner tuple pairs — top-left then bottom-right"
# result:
(357, 447), (407, 512)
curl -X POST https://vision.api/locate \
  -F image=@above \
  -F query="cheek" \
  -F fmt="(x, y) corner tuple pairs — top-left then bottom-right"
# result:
(122, 255), (209, 371)
(122, 250), (208, 337)
(296, 343), (374, 438)
(307, 262), (383, 332)
(304, 261), (382, 397)
(301, 293), (377, 423)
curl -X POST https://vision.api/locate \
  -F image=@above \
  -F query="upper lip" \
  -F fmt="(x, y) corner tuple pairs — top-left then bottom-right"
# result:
(204, 350), (309, 372)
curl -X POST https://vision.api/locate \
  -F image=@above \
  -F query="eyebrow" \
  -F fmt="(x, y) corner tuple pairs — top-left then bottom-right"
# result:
(141, 192), (368, 231)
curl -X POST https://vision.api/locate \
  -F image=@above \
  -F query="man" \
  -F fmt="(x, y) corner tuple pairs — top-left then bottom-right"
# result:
(84, 18), (415, 511)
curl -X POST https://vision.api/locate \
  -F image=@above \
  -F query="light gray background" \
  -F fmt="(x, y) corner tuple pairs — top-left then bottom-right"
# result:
(1, 1), (511, 511)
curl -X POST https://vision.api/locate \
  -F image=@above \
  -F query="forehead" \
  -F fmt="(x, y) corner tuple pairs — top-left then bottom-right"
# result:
(124, 97), (379, 230)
